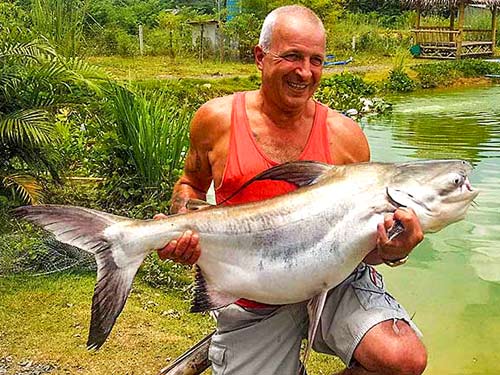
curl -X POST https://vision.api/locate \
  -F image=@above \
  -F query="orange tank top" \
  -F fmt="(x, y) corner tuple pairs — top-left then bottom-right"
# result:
(215, 91), (333, 308)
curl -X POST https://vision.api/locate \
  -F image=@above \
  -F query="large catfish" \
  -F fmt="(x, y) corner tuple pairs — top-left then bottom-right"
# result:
(14, 160), (478, 355)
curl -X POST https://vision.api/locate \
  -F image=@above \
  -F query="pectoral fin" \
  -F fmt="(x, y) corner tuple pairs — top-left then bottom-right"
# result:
(302, 290), (329, 374)
(191, 266), (238, 312)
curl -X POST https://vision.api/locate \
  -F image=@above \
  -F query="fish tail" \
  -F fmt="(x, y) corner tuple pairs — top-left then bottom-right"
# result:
(13, 204), (145, 350)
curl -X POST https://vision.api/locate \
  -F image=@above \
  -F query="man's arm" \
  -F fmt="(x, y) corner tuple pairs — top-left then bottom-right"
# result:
(327, 112), (423, 266)
(156, 102), (221, 265)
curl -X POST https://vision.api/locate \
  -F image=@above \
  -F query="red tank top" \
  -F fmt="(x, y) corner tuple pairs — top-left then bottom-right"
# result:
(215, 91), (333, 308)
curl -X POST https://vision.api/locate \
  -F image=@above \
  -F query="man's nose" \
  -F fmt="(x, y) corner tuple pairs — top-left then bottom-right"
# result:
(296, 59), (313, 80)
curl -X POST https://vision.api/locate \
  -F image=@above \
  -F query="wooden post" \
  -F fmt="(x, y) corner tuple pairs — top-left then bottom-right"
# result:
(200, 24), (204, 63)
(492, 5), (498, 54)
(456, 0), (466, 59)
(450, 5), (456, 42)
(139, 24), (144, 56)
(415, 7), (421, 44)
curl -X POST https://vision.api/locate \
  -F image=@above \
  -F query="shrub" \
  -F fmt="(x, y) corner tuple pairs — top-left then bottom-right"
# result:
(315, 72), (391, 117)
(384, 69), (416, 92)
(412, 59), (500, 88)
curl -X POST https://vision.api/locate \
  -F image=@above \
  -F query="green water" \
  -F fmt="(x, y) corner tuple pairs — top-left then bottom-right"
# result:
(362, 85), (500, 374)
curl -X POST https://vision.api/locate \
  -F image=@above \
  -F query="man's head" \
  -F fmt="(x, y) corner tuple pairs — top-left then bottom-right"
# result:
(255, 6), (326, 111)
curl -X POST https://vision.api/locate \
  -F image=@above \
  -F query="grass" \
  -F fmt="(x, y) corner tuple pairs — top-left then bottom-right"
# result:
(87, 56), (257, 81)
(0, 272), (344, 374)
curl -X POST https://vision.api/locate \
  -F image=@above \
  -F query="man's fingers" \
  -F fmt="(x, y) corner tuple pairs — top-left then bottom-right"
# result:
(154, 213), (168, 220)
(173, 230), (193, 259)
(187, 243), (201, 265)
(158, 240), (177, 260)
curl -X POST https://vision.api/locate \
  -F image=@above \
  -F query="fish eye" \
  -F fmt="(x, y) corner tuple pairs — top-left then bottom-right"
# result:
(452, 174), (464, 186)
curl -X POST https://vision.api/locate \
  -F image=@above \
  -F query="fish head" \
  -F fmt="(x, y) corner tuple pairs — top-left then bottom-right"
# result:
(386, 160), (479, 233)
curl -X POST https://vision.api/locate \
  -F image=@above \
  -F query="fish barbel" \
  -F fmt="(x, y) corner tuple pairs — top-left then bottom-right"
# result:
(14, 160), (478, 351)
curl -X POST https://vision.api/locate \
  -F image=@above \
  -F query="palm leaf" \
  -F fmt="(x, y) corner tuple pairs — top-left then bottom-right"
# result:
(0, 109), (51, 146)
(2, 173), (43, 204)
(0, 41), (40, 60)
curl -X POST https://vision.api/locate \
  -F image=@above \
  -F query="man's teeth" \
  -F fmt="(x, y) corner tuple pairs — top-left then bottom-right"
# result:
(288, 81), (308, 89)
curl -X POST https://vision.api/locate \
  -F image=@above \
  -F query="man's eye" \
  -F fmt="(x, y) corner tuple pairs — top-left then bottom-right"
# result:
(283, 53), (301, 62)
(311, 57), (324, 66)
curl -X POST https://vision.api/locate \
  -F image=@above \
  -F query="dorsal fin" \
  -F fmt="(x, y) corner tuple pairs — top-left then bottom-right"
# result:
(186, 198), (215, 211)
(219, 161), (333, 205)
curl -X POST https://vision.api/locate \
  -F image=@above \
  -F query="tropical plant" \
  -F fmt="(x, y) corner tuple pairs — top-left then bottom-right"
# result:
(0, 39), (108, 204)
(31, 0), (89, 58)
(108, 86), (192, 187)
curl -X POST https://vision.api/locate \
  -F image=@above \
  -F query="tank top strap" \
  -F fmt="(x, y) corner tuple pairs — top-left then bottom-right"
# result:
(300, 101), (333, 164)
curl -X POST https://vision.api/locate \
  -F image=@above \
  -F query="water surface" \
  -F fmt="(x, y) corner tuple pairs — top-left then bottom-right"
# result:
(362, 85), (500, 374)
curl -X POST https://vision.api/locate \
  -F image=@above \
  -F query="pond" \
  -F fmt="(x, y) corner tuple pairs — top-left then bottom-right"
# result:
(362, 84), (500, 374)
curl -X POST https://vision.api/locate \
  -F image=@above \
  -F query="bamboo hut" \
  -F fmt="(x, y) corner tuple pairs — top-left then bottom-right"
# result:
(403, 0), (499, 59)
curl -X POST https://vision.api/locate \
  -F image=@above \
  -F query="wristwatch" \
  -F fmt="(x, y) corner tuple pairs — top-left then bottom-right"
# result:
(382, 255), (409, 267)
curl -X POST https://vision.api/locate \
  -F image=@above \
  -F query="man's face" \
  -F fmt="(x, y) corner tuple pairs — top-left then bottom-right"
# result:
(256, 17), (326, 111)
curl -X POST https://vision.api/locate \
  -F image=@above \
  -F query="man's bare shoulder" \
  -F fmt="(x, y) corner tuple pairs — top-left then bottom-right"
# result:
(325, 107), (370, 163)
(190, 94), (234, 143)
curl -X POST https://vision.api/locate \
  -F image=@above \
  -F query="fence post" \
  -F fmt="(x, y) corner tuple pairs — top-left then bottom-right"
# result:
(456, 0), (465, 59)
(492, 5), (498, 52)
(139, 24), (144, 56)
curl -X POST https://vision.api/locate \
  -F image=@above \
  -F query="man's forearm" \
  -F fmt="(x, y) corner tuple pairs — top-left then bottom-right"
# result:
(170, 181), (207, 214)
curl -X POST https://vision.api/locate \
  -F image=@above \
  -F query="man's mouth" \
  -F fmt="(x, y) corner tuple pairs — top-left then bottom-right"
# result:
(287, 81), (308, 90)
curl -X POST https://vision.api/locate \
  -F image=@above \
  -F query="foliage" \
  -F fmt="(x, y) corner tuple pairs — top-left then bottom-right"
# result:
(412, 60), (500, 88)
(0, 38), (108, 204)
(326, 11), (413, 56)
(315, 72), (391, 117)
(345, 0), (402, 18)
(108, 86), (192, 188)
(31, 0), (89, 58)
(384, 48), (416, 93)
(225, 13), (262, 61)
(384, 68), (416, 92)
(141, 255), (192, 290)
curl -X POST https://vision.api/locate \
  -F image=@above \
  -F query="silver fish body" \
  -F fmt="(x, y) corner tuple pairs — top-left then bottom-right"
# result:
(14, 160), (479, 349)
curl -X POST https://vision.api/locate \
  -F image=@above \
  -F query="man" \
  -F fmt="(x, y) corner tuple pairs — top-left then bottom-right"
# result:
(156, 5), (427, 375)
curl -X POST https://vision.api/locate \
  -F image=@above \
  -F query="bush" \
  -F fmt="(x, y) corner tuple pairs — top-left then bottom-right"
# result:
(412, 59), (500, 88)
(384, 68), (416, 92)
(315, 72), (391, 117)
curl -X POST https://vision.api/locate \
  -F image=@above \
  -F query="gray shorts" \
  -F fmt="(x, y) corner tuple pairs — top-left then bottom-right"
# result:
(208, 263), (421, 375)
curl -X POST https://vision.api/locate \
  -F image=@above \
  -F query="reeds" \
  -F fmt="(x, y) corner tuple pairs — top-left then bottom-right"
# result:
(109, 87), (192, 189)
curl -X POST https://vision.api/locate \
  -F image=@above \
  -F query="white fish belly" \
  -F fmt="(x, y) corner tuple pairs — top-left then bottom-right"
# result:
(196, 210), (382, 305)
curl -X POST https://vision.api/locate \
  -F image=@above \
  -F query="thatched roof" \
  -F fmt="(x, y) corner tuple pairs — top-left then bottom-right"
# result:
(402, 0), (500, 10)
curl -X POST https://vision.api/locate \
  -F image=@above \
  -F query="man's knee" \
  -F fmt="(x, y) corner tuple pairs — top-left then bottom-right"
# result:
(353, 320), (427, 375)
(378, 339), (427, 375)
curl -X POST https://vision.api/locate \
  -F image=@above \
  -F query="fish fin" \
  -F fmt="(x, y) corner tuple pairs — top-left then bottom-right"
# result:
(158, 331), (214, 375)
(387, 219), (405, 241)
(219, 161), (333, 205)
(191, 266), (238, 312)
(88, 252), (145, 350)
(14, 205), (146, 350)
(186, 199), (214, 211)
(302, 290), (329, 374)
(13, 205), (130, 254)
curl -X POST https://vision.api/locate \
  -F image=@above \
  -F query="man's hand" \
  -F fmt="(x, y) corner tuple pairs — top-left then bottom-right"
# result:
(376, 207), (424, 263)
(154, 213), (201, 265)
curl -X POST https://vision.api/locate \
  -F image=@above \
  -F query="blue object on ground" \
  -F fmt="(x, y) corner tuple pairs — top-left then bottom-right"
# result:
(323, 56), (353, 67)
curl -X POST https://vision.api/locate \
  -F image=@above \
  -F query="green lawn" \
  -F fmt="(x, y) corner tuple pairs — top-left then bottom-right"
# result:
(0, 272), (344, 374)
(87, 56), (258, 81)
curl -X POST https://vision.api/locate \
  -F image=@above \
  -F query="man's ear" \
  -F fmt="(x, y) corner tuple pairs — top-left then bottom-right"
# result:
(254, 45), (265, 71)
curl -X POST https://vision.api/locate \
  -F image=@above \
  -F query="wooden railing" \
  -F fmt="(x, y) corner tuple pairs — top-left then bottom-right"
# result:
(412, 27), (493, 45)
(412, 28), (460, 44)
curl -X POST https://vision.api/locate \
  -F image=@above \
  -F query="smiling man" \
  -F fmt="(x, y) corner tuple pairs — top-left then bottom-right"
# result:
(156, 5), (427, 375)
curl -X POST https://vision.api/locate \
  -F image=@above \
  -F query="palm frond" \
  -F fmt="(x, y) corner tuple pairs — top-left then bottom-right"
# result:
(0, 109), (52, 146)
(2, 173), (43, 204)
(0, 41), (40, 60)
